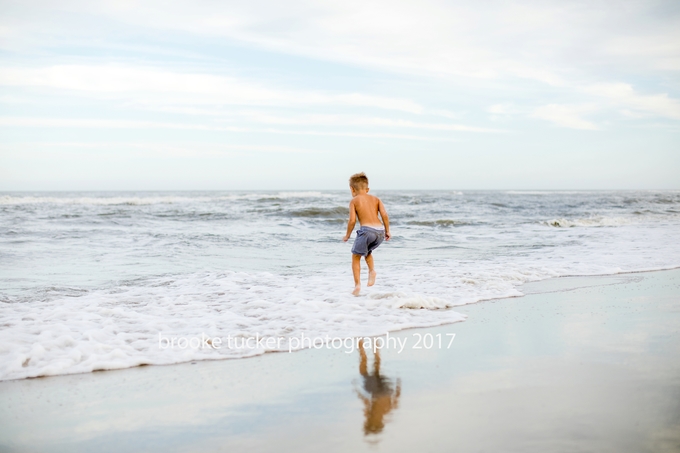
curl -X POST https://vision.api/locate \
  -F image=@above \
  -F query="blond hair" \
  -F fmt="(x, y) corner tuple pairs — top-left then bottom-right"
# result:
(349, 172), (369, 190)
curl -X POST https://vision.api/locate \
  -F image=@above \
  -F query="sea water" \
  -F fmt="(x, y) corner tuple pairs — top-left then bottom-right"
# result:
(1, 190), (679, 380)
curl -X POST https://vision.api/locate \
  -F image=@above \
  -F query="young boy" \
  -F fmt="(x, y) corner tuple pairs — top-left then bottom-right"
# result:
(342, 172), (391, 296)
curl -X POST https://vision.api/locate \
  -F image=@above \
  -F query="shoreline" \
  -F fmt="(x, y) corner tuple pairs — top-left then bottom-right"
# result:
(2, 265), (680, 383)
(1, 268), (679, 452)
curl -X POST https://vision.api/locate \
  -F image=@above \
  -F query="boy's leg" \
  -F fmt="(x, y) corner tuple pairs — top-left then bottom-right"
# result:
(352, 254), (362, 296)
(366, 254), (377, 286)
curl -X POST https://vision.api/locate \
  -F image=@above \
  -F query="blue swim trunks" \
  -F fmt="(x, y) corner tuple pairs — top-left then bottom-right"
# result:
(351, 226), (385, 256)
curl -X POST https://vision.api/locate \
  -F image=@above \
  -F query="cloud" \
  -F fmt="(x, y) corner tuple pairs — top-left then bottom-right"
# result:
(0, 142), (323, 158)
(488, 103), (523, 122)
(226, 112), (502, 132)
(583, 83), (680, 120)
(531, 104), (598, 130)
(253, 128), (459, 141)
(0, 113), (501, 135)
(0, 117), (225, 130)
(488, 104), (520, 115)
(0, 65), (424, 113)
(0, 116), (457, 141)
(21, 0), (674, 87)
(601, 30), (680, 72)
(1, 0), (679, 140)
(81, 0), (562, 82)
(4, 0), (676, 128)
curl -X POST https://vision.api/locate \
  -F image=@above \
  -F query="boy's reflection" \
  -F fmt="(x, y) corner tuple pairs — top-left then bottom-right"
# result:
(355, 341), (401, 435)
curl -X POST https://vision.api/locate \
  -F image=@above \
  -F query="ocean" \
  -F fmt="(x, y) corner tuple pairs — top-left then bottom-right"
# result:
(1, 190), (679, 380)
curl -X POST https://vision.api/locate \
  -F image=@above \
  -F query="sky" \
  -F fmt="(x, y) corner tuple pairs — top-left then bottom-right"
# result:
(0, 0), (679, 190)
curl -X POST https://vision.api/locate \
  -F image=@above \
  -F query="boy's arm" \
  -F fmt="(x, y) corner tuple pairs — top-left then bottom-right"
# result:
(343, 200), (357, 242)
(378, 199), (391, 240)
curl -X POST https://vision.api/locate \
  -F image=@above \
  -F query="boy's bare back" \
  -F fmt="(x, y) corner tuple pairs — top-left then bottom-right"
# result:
(350, 193), (388, 230)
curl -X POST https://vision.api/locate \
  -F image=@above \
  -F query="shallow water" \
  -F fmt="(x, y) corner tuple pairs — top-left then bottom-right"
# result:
(1, 190), (679, 380)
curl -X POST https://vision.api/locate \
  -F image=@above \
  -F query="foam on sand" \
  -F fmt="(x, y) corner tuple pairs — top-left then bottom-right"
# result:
(0, 269), (468, 381)
(5, 252), (679, 381)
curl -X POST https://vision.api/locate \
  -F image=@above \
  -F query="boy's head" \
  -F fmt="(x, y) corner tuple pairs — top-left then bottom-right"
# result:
(349, 172), (369, 194)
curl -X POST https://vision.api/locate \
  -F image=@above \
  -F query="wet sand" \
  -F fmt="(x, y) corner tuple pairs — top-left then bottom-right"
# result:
(1, 269), (679, 452)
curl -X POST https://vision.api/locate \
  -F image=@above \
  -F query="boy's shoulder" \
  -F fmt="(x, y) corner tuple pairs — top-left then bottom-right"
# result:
(368, 193), (382, 203)
(353, 193), (380, 203)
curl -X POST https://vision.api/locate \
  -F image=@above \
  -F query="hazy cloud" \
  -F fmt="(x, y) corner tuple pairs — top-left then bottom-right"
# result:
(531, 104), (598, 130)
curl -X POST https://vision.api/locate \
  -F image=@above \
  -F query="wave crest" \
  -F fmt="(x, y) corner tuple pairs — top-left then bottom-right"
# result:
(290, 207), (349, 218)
(406, 219), (470, 227)
(543, 217), (633, 228)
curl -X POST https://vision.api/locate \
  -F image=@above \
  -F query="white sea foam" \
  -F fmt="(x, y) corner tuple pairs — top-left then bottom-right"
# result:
(4, 251), (679, 381)
(368, 292), (454, 309)
(0, 269), (468, 381)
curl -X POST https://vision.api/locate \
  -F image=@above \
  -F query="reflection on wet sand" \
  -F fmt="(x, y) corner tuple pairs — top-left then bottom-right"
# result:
(355, 342), (402, 436)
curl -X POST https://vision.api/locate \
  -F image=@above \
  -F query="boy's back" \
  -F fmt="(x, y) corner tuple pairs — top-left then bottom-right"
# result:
(351, 193), (385, 229)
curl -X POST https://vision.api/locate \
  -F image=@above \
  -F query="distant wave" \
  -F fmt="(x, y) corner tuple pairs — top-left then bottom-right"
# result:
(543, 217), (633, 227)
(505, 191), (589, 195)
(0, 192), (335, 206)
(406, 219), (471, 227)
(0, 195), (205, 206)
(289, 206), (349, 218)
(270, 191), (334, 198)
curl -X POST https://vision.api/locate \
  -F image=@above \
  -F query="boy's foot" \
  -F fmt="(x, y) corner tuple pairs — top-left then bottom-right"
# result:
(368, 270), (377, 287)
(352, 285), (361, 296)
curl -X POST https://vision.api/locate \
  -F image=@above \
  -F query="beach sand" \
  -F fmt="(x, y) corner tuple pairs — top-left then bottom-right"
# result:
(1, 269), (679, 452)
